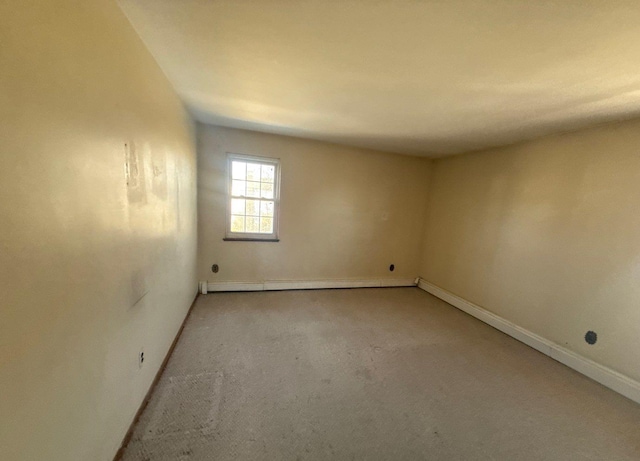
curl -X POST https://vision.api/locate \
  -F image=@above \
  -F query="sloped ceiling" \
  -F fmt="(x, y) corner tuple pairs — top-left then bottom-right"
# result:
(118, 0), (640, 157)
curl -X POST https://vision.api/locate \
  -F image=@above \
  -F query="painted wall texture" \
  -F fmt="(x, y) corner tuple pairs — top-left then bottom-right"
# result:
(420, 118), (640, 383)
(0, 1), (197, 460)
(197, 125), (432, 284)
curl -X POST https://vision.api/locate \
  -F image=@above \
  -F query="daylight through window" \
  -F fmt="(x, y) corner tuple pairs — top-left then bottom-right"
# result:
(226, 154), (280, 240)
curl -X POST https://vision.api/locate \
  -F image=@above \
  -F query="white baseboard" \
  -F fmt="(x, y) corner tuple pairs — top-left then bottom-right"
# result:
(203, 278), (417, 293)
(417, 279), (640, 405)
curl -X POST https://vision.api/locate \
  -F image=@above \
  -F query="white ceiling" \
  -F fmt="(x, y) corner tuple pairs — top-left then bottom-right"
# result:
(118, 0), (640, 157)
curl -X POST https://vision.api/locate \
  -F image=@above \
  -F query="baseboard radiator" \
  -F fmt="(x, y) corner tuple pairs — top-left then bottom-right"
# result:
(417, 278), (640, 405)
(200, 278), (419, 294)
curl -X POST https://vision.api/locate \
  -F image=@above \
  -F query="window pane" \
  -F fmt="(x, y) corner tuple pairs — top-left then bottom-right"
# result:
(246, 163), (261, 181)
(261, 182), (274, 199)
(228, 156), (278, 237)
(246, 181), (260, 197)
(260, 217), (273, 233)
(246, 199), (259, 216)
(231, 198), (245, 215)
(230, 215), (245, 232)
(246, 216), (260, 233)
(231, 161), (246, 180)
(232, 180), (245, 196)
(260, 200), (274, 217)
(261, 165), (275, 183)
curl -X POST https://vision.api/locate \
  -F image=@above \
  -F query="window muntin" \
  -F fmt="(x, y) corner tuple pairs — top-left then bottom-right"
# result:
(226, 154), (280, 240)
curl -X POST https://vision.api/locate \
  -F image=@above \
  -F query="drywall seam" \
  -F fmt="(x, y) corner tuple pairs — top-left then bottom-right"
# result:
(417, 279), (640, 404)
(204, 278), (417, 292)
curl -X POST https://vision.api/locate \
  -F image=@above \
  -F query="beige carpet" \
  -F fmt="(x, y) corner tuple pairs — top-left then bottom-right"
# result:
(120, 288), (640, 460)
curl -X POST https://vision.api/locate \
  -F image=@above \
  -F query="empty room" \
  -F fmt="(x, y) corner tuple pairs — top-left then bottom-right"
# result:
(2, 0), (640, 460)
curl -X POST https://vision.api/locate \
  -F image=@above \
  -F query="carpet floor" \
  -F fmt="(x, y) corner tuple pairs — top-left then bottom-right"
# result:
(120, 288), (640, 460)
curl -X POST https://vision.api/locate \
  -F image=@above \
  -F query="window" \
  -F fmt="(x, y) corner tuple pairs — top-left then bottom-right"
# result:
(225, 154), (280, 241)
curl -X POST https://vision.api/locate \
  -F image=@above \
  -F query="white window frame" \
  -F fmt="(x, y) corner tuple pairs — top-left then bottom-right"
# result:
(224, 153), (281, 241)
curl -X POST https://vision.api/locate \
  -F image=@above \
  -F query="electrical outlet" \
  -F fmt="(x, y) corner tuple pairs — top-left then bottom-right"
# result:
(139, 349), (145, 369)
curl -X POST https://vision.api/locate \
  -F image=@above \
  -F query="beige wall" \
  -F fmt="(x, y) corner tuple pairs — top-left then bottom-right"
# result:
(420, 119), (640, 382)
(198, 125), (431, 283)
(0, 1), (197, 460)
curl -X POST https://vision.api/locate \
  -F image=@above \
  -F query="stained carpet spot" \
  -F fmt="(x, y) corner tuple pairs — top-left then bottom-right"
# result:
(143, 372), (223, 439)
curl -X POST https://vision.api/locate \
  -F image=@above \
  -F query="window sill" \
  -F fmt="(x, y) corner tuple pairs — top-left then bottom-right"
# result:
(223, 237), (280, 242)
